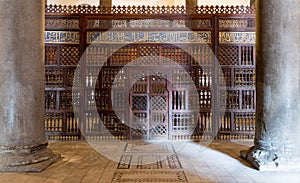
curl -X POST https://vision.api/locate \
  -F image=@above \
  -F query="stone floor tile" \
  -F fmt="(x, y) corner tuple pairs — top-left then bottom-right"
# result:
(0, 141), (299, 183)
(25, 176), (48, 183)
(216, 176), (238, 183)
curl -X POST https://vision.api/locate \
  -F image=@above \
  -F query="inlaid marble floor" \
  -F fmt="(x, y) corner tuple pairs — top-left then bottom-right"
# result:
(0, 140), (300, 183)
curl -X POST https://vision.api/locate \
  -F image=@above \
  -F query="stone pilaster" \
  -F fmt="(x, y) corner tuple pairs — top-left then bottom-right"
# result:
(0, 0), (59, 172)
(241, 0), (300, 171)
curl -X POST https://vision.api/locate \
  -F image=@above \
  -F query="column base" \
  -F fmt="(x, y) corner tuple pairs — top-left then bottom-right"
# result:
(241, 146), (300, 171)
(0, 142), (60, 172)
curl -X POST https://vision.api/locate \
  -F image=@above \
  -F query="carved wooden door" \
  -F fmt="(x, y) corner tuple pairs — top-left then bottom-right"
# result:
(129, 70), (168, 140)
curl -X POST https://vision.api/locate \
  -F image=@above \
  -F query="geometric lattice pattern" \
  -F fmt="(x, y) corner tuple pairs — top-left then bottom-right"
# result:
(66, 112), (79, 133)
(220, 90), (240, 109)
(242, 90), (255, 109)
(172, 69), (194, 87)
(113, 68), (127, 88)
(45, 113), (63, 132)
(220, 68), (231, 87)
(46, 4), (255, 15)
(220, 112), (231, 132)
(219, 46), (239, 65)
(234, 69), (255, 87)
(66, 68), (80, 87)
(241, 46), (255, 65)
(85, 90), (96, 110)
(45, 44), (80, 142)
(198, 67), (212, 87)
(45, 91), (57, 110)
(218, 43), (255, 139)
(85, 112), (101, 133)
(112, 92), (127, 109)
(138, 46), (160, 65)
(102, 68), (118, 88)
(151, 125), (167, 136)
(95, 90), (110, 110)
(172, 113), (196, 133)
(161, 47), (188, 65)
(234, 112), (255, 131)
(151, 113), (166, 124)
(102, 112), (126, 136)
(151, 112), (167, 137)
(132, 83), (147, 94)
(130, 74), (168, 139)
(197, 112), (213, 133)
(45, 68), (64, 87)
(190, 45), (213, 66)
(198, 90), (212, 109)
(151, 84), (166, 94)
(111, 46), (138, 66)
(188, 90), (199, 110)
(86, 46), (108, 66)
(131, 125), (147, 138)
(60, 46), (80, 65)
(132, 96), (147, 110)
(132, 71), (148, 81)
(131, 113), (148, 138)
(188, 68), (197, 86)
(45, 10), (255, 141)
(152, 73), (167, 81)
(172, 90), (187, 110)
(59, 90), (73, 110)
(151, 96), (166, 110)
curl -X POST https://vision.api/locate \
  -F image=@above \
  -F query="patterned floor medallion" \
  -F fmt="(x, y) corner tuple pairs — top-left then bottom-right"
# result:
(112, 142), (187, 182)
(118, 155), (132, 169)
(112, 170), (187, 183)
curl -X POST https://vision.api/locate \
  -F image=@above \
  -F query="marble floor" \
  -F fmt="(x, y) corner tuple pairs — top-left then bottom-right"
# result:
(0, 140), (299, 183)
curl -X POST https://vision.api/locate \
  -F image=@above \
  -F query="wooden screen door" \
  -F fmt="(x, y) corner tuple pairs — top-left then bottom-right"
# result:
(129, 70), (168, 140)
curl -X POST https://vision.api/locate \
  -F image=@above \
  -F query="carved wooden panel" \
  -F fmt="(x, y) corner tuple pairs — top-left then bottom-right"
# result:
(45, 7), (256, 141)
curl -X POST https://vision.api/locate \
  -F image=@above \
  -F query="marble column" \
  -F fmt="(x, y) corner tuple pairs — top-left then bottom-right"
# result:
(100, 0), (112, 7)
(0, 0), (59, 172)
(241, 0), (300, 171)
(186, 0), (198, 14)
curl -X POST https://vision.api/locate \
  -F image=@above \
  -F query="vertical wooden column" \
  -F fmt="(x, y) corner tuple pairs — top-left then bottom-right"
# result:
(241, 0), (300, 171)
(101, 0), (112, 7)
(186, 0), (198, 14)
(250, 0), (255, 8)
(0, 0), (59, 172)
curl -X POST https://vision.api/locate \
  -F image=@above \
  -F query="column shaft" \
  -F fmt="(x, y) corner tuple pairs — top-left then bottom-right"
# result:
(241, 0), (300, 171)
(0, 0), (59, 172)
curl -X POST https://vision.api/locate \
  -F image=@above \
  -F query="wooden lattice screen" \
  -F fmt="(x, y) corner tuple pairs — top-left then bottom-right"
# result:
(44, 5), (256, 141)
